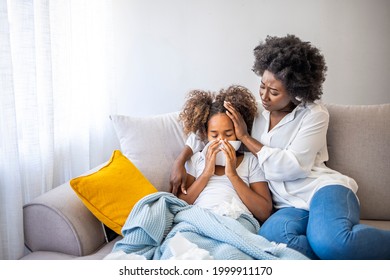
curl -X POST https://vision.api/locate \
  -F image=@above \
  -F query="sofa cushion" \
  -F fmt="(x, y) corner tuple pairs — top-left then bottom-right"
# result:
(325, 103), (390, 220)
(70, 150), (157, 235)
(110, 112), (188, 192)
(20, 236), (122, 260)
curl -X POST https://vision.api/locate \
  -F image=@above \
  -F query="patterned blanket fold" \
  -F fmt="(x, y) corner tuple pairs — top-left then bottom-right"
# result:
(112, 192), (308, 260)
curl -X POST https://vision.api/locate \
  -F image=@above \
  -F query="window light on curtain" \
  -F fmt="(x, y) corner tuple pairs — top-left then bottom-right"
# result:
(0, 0), (116, 259)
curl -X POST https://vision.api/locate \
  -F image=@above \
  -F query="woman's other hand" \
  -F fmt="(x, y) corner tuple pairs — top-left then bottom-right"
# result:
(170, 146), (193, 196)
(170, 161), (188, 195)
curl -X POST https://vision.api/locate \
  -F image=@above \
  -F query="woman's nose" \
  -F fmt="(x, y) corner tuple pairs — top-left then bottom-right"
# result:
(261, 91), (270, 101)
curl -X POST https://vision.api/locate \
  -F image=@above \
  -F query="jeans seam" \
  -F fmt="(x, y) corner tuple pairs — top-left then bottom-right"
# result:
(283, 214), (309, 242)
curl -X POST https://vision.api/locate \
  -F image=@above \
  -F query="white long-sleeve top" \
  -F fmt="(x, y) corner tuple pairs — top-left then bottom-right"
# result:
(185, 101), (358, 210)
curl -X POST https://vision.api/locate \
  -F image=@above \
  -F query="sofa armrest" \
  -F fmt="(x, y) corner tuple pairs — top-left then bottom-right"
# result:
(23, 180), (106, 257)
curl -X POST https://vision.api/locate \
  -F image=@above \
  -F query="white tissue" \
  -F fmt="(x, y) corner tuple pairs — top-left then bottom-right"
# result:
(168, 232), (214, 260)
(201, 140), (241, 166)
(213, 196), (247, 219)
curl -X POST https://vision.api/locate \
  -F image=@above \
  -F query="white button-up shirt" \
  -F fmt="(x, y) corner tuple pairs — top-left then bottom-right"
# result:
(185, 101), (358, 210)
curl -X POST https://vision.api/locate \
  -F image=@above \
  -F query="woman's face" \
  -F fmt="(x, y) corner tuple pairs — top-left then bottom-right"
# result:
(207, 113), (237, 142)
(259, 70), (293, 112)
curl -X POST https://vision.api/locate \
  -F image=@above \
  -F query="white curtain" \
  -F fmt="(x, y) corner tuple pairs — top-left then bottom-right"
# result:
(0, 0), (116, 259)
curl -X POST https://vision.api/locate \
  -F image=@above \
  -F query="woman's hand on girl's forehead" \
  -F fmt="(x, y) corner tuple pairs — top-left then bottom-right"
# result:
(223, 101), (233, 112)
(223, 101), (248, 140)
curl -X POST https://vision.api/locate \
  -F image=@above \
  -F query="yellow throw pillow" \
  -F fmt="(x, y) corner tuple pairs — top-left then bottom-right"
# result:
(70, 150), (157, 235)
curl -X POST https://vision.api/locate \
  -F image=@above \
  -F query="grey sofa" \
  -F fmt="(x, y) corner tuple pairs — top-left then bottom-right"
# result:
(20, 103), (390, 260)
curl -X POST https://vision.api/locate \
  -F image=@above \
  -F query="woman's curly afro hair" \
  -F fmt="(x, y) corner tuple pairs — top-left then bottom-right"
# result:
(253, 34), (327, 104)
(179, 85), (258, 141)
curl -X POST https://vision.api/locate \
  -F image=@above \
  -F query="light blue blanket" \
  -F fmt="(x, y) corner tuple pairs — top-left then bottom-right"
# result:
(112, 192), (308, 260)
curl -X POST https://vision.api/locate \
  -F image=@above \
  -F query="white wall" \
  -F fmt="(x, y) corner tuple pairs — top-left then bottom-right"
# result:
(112, 0), (390, 117)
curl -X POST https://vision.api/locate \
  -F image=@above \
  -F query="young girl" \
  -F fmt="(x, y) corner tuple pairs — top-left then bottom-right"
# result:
(177, 85), (272, 223)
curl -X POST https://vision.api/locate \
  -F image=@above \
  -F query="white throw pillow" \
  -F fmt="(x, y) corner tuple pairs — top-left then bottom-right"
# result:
(110, 112), (188, 192)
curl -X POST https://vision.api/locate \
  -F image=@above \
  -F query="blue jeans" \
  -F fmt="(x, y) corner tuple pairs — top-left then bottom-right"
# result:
(259, 185), (390, 259)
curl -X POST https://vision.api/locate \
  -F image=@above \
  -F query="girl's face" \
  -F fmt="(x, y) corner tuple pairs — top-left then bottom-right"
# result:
(259, 70), (294, 112)
(207, 113), (236, 142)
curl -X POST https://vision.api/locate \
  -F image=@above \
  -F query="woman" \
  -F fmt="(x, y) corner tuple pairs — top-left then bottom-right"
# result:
(170, 34), (390, 259)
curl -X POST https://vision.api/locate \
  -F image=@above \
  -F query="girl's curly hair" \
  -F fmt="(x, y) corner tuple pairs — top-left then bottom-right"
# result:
(179, 85), (258, 141)
(253, 34), (327, 104)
